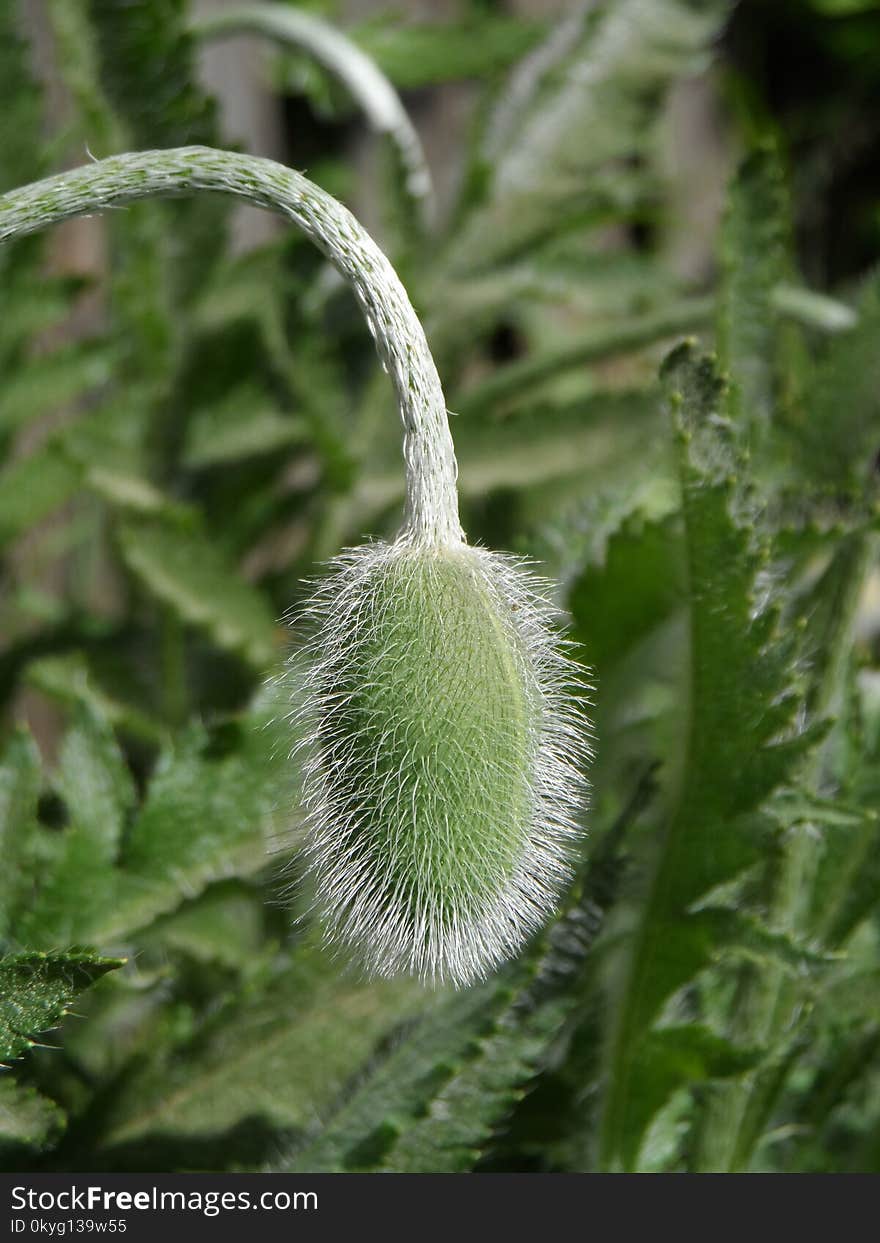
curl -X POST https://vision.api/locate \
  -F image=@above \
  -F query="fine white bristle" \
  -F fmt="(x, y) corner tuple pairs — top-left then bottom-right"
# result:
(284, 539), (592, 987)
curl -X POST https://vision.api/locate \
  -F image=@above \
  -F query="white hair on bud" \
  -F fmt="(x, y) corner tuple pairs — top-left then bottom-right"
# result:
(288, 538), (592, 987)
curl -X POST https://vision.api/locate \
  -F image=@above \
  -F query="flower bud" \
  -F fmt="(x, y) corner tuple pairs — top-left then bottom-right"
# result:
(295, 538), (589, 985)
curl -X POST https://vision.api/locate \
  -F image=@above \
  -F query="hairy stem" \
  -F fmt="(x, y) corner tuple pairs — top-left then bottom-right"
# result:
(194, 5), (433, 222)
(0, 146), (462, 545)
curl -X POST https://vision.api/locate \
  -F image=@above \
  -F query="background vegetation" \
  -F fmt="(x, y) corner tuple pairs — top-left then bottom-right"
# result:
(2, 0), (880, 1173)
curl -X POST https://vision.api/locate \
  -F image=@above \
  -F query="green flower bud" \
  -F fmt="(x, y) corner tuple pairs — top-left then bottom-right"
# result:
(295, 539), (589, 985)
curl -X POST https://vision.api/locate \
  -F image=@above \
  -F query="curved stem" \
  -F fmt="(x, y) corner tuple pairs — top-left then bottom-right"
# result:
(0, 146), (462, 546)
(195, 5), (433, 222)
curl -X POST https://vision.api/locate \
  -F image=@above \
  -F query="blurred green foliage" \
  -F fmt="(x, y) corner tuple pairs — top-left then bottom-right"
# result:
(1, 0), (879, 1173)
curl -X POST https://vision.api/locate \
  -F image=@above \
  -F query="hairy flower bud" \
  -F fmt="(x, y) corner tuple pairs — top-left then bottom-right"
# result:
(295, 539), (589, 985)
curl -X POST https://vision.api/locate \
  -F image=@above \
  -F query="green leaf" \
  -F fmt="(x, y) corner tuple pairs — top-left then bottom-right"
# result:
(689, 537), (877, 1173)
(786, 268), (880, 491)
(285, 983), (512, 1173)
(15, 704), (296, 950)
(787, 1019), (880, 1174)
(458, 0), (731, 266)
(0, 342), (115, 436)
(717, 145), (792, 429)
(9, 699), (136, 949)
(0, 951), (123, 1063)
(89, 467), (182, 515)
(0, 0), (47, 190)
(85, 0), (226, 303)
(182, 388), (306, 469)
(143, 883), (266, 971)
(378, 910), (596, 1173)
(569, 511), (685, 674)
(699, 907), (834, 974)
(455, 298), (714, 418)
(598, 344), (821, 1169)
(91, 947), (419, 1158)
(0, 1076), (66, 1160)
(285, 862), (614, 1174)
(87, 0), (216, 149)
(56, 704), (136, 862)
(0, 445), (82, 550)
(458, 390), (665, 491)
(118, 518), (279, 669)
(50, 391), (188, 520)
(350, 14), (546, 89)
(0, 731), (42, 944)
(771, 284), (858, 334)
(118, 716), (293, 908)
(25, 653), (165, 745)
(620, 1025), (761, 1168)
(806, 661), (880, 948)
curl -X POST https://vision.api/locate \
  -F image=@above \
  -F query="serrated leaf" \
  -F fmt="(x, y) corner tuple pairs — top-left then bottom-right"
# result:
(9, 703), (136, 950)
(689, 535), (877, 1172)
(806, 662), (880, 949)
(285, 846), (619, 1175)
(700, 907), (834, 973)
(599, 344), (822, 1169)
(56, 390), (189, 519)
(354, 390), (664, 527)
(658, 345), (820, 893)
(0, 951), (123, 1063)
(378, 908), (597, 1174)
(569, 511), (685, 673)
(12, 829), (118, 952)
(789, 1020), (880, 1170)
(15, 704), (297, 950)
(117, 714), (294, 901)
(0, 384), (178, 559)
(118, 518), (278, 669)
(286, 981), (511, 1173)
(771, 788), (876, 832)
